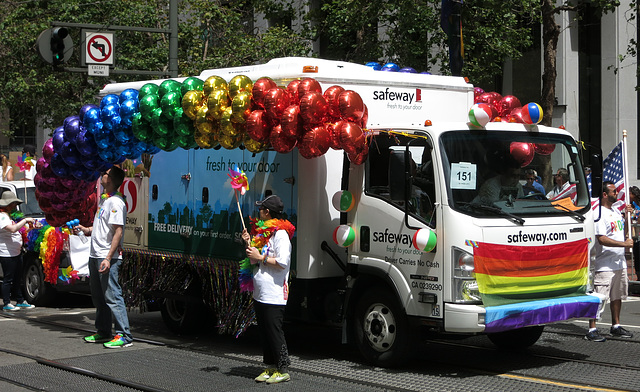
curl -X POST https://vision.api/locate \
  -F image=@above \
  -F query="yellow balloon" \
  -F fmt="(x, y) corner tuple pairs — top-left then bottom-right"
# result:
(244, 135), (268, 153)
(207, 89), (229, 121)
(203, 76), (228, 96)
(182, 90), (204, 120)
(228, 75), (253, 99)
(220, 107), (234, 136)
(231, 91), (252, 123)
(194, 129), (218, 149)
(219, 134), (243, 150)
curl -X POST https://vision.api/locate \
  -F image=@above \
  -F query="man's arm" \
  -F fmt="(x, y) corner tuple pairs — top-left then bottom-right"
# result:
(99, 224), (123, 273)
(596, 234), (634, 248)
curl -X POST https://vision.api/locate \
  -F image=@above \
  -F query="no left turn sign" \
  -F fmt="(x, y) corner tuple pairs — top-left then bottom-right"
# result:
(85, 32), (114, 65)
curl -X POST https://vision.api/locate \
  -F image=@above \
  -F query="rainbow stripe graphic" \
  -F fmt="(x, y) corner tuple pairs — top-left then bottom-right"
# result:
(473, 239), (600, 333)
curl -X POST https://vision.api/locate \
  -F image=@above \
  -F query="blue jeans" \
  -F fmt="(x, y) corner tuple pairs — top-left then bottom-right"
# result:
(88, 257), (132, 343)
(0, 254), (25, 306)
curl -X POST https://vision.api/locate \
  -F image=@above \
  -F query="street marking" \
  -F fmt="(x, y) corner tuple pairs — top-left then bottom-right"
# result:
(500, 373), (631, 391)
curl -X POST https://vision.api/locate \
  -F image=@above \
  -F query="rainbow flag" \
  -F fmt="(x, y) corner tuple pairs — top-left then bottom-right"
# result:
(473, 239), (589, 306)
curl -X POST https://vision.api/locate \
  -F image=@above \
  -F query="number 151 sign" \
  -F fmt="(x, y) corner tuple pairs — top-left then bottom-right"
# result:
(450, 162), (476, 190)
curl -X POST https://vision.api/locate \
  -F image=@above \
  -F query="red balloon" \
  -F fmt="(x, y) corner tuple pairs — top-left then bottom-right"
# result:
(498, 95), (521, 117)
(339, 122), (365, 155)
(534, 143), (555, 155)
(327, 121), (343, 150)
(359, 105), (369, 128)
(477, 92), (500, 107)
(298, 124), (331, 159)
(297, 78), (322, 103)
(251, 78), (277, 110)
(286, 80), (301, 104)
(300, 92), (328, 126)
(510, 142), (535, 167)
(338, 90), (365, 122)
(348, 148), (369, 165)
(508, 107), (525, 123)
(280, 105), (304, 140)
(264, 88), (291, 126)
(270, 125), (297, 153)
(323, 85), (345, 121)
(246, 110), (271, 143)
(473, 87), (485, 102)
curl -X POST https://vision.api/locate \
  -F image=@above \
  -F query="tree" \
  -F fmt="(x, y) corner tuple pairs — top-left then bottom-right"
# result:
(0, 0), (310, 143)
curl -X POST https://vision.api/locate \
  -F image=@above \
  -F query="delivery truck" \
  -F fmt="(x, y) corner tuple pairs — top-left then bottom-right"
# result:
(82, 57), (603, 367)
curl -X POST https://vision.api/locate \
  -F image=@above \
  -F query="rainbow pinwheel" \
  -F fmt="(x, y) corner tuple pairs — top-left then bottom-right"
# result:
(16, 154), (35, 173)
(228, 165), (249, 195)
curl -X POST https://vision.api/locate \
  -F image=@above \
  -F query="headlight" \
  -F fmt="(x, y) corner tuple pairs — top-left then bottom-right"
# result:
(452, 246), (481, 303)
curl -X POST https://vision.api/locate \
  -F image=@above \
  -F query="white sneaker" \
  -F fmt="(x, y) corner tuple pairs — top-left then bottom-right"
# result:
(3, 304), (20, 311)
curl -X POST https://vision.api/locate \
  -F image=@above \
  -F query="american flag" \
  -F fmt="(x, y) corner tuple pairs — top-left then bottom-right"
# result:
(592, 142), (625, 211)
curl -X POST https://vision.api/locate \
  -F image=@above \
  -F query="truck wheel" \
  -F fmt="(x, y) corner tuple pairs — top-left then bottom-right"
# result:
(352, 288), (411, 367)
(487, 325), (544, 349)
(160, 298), (205, 335)
(22, 254), (56, 306)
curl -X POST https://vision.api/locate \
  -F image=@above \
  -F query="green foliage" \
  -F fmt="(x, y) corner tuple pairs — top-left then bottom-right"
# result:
(0, 0), (310, 141)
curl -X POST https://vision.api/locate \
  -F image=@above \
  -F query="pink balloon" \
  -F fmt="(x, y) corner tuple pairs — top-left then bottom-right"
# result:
(510, 142), (535, 167)
(280, 105), (304, 140)
(42, 138), (55, 161)
(269, 125), (297, 153)
(338, 90), (365, 122)
(246, 110), (271, 143)
(534, 143), (555, 156)
(473, 87), (485, 102)
(300, 92), (328, 126)
(498, 95), (521, 117)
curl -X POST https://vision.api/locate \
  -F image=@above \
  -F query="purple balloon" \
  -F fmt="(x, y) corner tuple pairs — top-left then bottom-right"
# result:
(64, 118), (82, 146)
(38, 182), (55, 199)
(40, 165), (57, 186)
(51, 153), (71, 178)
(81, 155), (103, 171)
(60, 142), (82, 167)
(52, 129), (66, 152)
(63, 115), (80, 130)
(42, 138), (55, 161)
(59, 177), (80, 190)
(76, 130), (98, 156)
(399, 67), (417, 73)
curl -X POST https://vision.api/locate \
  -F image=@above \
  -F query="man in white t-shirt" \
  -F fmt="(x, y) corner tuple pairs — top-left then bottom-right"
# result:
(76, 166), (132, 348)
(22, 145), (37, 180)
(585, 181), (634, 342)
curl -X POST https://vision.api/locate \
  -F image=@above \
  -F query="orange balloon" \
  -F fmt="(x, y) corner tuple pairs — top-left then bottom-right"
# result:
(339, 121), (365, 155)
(297, 78), (322, 103)
(323, 85), (345, 121)
(280, 105), (303, 140)
(300, 92), (328, 126)
(299, 124), (331, 159)
(286, 80), (301, 104)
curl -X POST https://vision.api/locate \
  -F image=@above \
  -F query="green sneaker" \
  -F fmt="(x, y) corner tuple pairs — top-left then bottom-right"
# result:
(83, 333), (110, 343)
(103, 334), (133, 348)
(266, 371), (290, 384)
(254, 368), (275, 383)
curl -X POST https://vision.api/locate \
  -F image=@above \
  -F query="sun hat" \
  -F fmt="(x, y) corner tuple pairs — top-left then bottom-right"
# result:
(0, 191), (23, 208)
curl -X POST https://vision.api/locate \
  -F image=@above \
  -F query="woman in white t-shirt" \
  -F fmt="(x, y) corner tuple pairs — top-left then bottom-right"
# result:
(1, 154), (14, 182)
(0, 191), (39, 311)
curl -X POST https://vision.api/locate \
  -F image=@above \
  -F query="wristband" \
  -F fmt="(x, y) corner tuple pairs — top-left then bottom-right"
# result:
(262, 254), (268, 265)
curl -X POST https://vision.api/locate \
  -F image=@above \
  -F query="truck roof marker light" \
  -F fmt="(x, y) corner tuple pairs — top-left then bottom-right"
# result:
(424, 120), (432, 126)
(464, 77), (470, 83)
(559, 125), (565, 130)
(303, 66), (318, 73)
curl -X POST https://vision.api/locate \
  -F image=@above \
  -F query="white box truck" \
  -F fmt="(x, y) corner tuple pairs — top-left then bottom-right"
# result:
(99, 58), (602, 367)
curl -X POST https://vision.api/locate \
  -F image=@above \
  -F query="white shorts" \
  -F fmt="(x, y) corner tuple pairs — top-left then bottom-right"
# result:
(593, 269), (628, 302)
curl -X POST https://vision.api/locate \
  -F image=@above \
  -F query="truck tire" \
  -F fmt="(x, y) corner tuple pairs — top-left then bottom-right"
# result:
(22, 253), (56, 306)
(160, 298), (206, 335)
(352, 288), (411, 367)
(487, 325), (544, 349)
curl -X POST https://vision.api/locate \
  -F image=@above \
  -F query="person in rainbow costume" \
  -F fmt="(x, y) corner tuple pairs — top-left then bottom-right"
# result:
(241, 194), (295, 384)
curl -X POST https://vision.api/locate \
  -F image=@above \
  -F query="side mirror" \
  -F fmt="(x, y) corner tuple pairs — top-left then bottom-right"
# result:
(389, 150), (408, 202)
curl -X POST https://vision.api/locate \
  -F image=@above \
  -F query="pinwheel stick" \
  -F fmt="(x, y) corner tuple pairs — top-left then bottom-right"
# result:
(235, 189), (246, 232)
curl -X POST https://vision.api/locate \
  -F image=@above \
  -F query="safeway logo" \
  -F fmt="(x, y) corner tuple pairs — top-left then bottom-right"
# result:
(119, 179), (137, 214)
(371, 88), (422, 103)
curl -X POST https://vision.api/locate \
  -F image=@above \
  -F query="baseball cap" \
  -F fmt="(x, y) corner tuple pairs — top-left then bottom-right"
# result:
(255, 195), (284, 214)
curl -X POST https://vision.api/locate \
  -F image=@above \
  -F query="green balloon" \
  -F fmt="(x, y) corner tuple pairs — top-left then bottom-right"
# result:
(159, 79), (182, 97)
(138, 83), (159, 99)
(139, 94), (159, 116)
(132, 113), (153, 142)
(181, 77), (204, 95)
(161, 91), (182, 120)
(174, 111), (194, 137)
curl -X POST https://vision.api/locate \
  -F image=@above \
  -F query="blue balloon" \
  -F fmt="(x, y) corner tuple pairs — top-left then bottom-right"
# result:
(101, 104), (120, 121)
(420, 71), (432, 75)
(103, 115), (122, 131)
(119, 89), (139, 103)
(113, 128), (132, 143)
(79, 104), (99, 123)
(399, 67), (417, 73)
(365, 61), (382, 70)
(119, 99), (138, 120)
(98, 149), (116, 163)
(101, 94), (120, 109)
(145, 144), (161, 154)
(381, 63), (399, 72)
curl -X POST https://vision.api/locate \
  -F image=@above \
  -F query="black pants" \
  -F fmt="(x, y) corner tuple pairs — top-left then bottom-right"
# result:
(634, 238), (640, 280)
(253, 300), (290, 373)
(0, 254), (25, 306)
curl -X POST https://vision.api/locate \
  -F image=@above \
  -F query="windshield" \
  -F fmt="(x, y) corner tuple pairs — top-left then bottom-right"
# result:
(440, 130), (590, 218)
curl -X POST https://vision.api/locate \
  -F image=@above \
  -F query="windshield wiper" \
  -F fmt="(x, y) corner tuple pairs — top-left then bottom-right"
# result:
(458, 202), (525, 225)
(551, 203), (586, 222)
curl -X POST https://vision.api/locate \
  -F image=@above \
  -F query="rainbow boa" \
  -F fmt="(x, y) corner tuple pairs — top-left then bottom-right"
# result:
(238, 218), (295, 292)
(22, 221), (79, 285)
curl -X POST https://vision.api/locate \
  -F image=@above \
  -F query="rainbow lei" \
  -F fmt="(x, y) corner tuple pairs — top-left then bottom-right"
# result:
(238, 217), (296, 293)
(101, 191), (125, 201)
